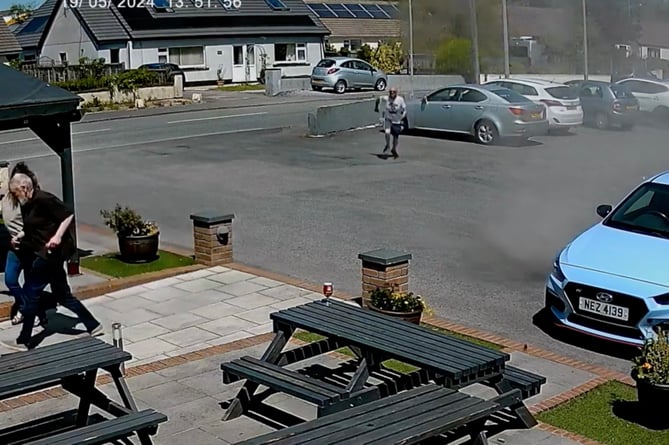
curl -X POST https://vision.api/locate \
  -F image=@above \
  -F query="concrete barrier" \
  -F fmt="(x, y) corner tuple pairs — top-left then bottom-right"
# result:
(479, 73), (611, 84)
(308, 99), (378, 136)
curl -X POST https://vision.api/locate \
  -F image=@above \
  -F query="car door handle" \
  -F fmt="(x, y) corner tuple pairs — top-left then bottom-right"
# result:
(474, 106), (484, 110)
(442, 105), (451, 109)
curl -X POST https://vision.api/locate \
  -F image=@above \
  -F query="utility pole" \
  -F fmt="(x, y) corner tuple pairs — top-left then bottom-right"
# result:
(582, 0), (589, 80)
(502, 0), (510, 78)
(469, 0), (481, 83)
(408, 0), (414, 97)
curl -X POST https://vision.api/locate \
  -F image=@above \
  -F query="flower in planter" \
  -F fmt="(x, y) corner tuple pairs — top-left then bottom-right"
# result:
(369, 286), (431, 314)
(632, 330), (669, 384)
(100, 204), (159, 237)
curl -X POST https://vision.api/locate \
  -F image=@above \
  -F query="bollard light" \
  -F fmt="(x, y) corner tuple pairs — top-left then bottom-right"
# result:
(112, 323), (126, 376)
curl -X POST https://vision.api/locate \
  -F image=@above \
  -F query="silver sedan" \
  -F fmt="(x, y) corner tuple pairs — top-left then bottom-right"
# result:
(404, 84), (549, 145)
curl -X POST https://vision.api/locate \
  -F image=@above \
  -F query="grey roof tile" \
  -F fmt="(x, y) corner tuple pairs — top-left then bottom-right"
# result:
(0, 20), (21, 55)
(13, 0), (60, 49)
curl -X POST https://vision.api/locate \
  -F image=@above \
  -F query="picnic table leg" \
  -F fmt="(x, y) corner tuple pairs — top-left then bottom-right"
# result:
(492, 377), (537, 428)
(75, 369), (98, 426)
(223, 329), (291, 421)
(107, 365), (139, 412)
(468, 419), (490, 445)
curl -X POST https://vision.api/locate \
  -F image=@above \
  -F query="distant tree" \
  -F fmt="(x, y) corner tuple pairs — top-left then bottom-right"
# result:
(435, 38), (473, 80)
(356, 44), (374, 63)
(371, 42), (403, 74)
(9, 3), (33, 24)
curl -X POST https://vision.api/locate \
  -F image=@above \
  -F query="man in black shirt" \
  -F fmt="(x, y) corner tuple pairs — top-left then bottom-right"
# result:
(3, 173), (102, 350)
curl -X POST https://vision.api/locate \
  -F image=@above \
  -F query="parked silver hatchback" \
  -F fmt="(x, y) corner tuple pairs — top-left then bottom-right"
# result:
(311, 57), (388, 94)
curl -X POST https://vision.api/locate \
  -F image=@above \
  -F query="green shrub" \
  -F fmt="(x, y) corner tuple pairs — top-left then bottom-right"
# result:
(435, 38), (473, 81)
(370, 42), (402, 74)
(52, 76), (113, 93)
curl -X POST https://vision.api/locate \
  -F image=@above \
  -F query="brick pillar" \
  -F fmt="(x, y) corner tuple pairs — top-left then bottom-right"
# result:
(358, 249), (412, 308)
(190, 212), (234, 266)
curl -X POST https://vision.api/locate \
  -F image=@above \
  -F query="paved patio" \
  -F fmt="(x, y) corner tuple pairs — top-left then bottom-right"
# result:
(0, 264), (593, 444)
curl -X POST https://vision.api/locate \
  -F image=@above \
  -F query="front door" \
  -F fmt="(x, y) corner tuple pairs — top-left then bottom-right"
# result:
(232, 45), (257, 83)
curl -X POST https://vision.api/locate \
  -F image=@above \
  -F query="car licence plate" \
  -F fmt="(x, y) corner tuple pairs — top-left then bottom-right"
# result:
(531, 112), (541, 119)
(578, 297), (629, 321)
(567, 106), (577, 110)
(626, 106), (637, 111)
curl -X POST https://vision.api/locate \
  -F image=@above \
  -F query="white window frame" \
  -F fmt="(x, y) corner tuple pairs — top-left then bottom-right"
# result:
(168, 46), (205, 68)
(274, 43), (307, 64)
(158, 47), (168, 64)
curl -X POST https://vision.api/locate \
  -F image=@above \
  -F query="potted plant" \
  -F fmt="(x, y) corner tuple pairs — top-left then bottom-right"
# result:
(367, 286), (430, 325)
(100, 204), (159, 263)
(631, 330), (669, 426)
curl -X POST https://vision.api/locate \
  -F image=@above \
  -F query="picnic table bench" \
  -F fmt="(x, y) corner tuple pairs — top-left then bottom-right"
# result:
(221, 299), (538, 430)
(233, 384), (522, 445)
(0, 337), (167, 445)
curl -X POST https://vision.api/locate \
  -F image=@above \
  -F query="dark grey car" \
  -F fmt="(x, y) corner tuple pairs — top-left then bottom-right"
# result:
(565, 80), (638, 130)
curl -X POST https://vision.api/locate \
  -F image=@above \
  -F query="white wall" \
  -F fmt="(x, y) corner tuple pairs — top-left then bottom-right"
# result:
(41, 7), (97, 64)
(129, 37), (324, 83)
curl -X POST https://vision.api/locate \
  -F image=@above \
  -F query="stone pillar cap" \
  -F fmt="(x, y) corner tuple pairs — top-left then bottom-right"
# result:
(190, 211), (235, 225)
(358, 248), (412, 266)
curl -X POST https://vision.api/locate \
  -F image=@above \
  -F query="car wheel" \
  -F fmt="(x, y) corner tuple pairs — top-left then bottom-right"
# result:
(474, 120), (498, 145)
(334, 80), (347, 94)
(595, 113), (609, 130)
(312, 85), (322, 91)
(375, 79), (387, 91)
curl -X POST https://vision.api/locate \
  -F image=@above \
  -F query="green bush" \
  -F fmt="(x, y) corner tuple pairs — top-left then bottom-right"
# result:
(356, 44), (374, 63)
(370, 42), (402, 74)
(53, 76), (113, 93)
(435, 38), (473, 81)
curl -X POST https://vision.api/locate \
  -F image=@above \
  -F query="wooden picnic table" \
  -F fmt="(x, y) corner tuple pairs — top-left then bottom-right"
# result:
(222, 299), (537, 429)
(0, 337), (166, 445)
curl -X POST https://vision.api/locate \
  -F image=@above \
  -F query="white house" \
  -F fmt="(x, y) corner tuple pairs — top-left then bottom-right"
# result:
(13, 0), (330, 83)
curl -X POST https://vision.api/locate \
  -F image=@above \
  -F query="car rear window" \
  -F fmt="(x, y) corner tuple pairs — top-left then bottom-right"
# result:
(491, 88), (531, 103)
(316, 59), (336, 68)
(546, 86), (578, 100)
(611, 85), (634, 98)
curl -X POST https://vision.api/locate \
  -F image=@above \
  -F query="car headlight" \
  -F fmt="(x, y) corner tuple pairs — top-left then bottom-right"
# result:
(552, 257), (566, 282)
(653, 293), (669, 305)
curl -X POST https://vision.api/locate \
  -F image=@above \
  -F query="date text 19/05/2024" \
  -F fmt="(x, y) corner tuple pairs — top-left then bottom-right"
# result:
(65, 0), (241, 9)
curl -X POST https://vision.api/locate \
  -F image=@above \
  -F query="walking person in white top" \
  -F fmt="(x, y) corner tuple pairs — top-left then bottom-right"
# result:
(383, 86), (407, 159)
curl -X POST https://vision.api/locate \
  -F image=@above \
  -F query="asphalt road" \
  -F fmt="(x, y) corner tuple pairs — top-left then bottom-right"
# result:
(0, 100), (665, 373)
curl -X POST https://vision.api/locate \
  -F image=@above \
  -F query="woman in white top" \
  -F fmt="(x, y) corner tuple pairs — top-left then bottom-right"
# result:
(1, 162), (41, 325)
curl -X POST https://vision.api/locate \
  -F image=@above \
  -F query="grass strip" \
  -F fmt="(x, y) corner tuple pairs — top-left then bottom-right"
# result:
(537, 380), (669, 445)
(81, 250), (194, 278)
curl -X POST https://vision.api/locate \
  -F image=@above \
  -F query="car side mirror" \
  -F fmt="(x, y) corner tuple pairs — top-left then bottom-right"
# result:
(421, 96), (427, 104)
(596, 204), (612, 218)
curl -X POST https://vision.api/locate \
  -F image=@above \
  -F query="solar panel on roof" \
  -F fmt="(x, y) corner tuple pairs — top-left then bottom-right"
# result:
(265, 0), (288, 10)
(308, 3), (337, 18)
(328, 4), (354, 18)
(379, 4), (398, 18)
(19, 16), (48, 34)
(343, 3), (372, 18)
(364, 4), (389, 18)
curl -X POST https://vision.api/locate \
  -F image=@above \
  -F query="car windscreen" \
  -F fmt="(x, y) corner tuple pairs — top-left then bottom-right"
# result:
(316, 59), (336, 68)
(611, 85), (634, 98)
(490, 88), (531, 103)
(546, 86), (578, 100)
(604, 182), (669, 239)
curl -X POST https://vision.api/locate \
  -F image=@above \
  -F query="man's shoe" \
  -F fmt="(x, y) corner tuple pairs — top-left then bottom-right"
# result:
(77, 324), (104, 338)
(1, 339), (29, 352)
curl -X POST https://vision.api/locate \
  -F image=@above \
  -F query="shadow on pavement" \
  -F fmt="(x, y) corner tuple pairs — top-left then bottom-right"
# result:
(29, 311), (87, 348)
(404, 129), (543, 148)
(532, 308), (639, 361)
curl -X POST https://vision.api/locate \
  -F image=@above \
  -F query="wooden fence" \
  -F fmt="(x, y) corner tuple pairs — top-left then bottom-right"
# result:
(19, 62), (125, 83)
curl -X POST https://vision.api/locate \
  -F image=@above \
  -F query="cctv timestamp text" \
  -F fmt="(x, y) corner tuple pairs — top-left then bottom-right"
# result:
(64, 0), (242, 9)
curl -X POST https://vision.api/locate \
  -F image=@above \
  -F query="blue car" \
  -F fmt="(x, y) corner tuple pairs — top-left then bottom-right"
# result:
(546, 171), (669, 346)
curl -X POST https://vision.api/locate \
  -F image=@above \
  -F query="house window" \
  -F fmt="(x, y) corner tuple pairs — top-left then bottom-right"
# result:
(110, 49), (120, 64)
(59, 52), (67, 64)
(648, 47), (661, 59)
(169, 46), (204, 67)
(275, 43), (307, 62)
(158, 48), (168, 63)
(233, 45), (244, 65)
(23, 54), (36, 62)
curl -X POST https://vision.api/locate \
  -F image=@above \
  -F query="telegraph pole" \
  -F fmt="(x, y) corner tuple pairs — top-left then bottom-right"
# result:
(502, 0), (510, 78)
(582, 0), (589, 80)
(408, 0), (414, 97)
(469, 0), (481, 83)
